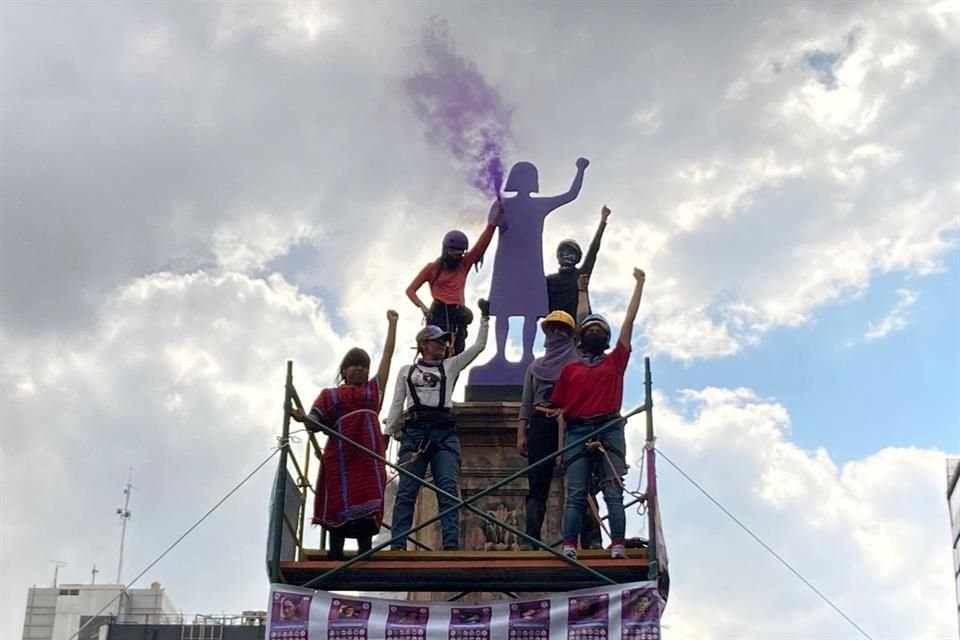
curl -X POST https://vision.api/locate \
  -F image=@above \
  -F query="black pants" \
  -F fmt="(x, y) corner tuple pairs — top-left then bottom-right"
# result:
(430, 302), (472, 355)
(328, 531), (372, 561)
(327, 518), (378, 560)
(525, 412), (602, 547)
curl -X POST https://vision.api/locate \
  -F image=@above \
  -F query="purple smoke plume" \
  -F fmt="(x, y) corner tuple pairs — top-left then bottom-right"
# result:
(405, 18), (512, 198)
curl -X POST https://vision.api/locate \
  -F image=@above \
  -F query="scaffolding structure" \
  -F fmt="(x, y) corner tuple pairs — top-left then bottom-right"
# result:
(266, 358), (668, 601)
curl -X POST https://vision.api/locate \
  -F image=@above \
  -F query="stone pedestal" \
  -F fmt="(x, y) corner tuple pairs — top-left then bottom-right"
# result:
(408, 400), (565, 600)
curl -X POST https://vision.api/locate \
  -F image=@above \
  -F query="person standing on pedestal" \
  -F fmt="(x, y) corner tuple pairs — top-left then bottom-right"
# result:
(547, 205), (611, 319)
(405, 205), (502, 355)
(385, 299), (491, 551)
(550, 268), (646, 560)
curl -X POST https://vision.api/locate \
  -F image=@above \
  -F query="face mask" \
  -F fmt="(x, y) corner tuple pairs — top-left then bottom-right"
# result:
(443, 255), (463, 269)
(580, 333), (607, 354)
(558, 249), (579, 267)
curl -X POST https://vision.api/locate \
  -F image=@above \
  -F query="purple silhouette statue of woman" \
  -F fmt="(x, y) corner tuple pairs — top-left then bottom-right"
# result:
(468, 157), (589, 393)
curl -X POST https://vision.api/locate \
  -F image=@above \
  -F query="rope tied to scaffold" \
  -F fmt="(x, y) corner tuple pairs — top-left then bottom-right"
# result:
(582, 440), (648, 524)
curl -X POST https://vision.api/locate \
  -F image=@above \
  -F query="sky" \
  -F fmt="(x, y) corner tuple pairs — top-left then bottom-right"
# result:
(1, 1), (958, 639)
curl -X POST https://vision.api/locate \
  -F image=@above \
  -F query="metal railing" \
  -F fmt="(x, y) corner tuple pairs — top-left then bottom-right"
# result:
(108, 611), (267, 626)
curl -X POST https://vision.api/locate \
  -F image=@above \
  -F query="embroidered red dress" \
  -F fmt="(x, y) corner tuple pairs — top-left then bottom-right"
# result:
(309, 377), (386, 537)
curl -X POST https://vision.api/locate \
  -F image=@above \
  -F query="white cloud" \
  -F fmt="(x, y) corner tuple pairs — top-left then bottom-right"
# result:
(2, 0), (957, 361)
(0, 3), (957, 638)
(211, 210), (323, 274)
(630, 106), (661, 135)
(0, 271), (354, 637)
(620, 387), (957, 638)
(2, 272), (954, 638)
(863, 288), (919, 341)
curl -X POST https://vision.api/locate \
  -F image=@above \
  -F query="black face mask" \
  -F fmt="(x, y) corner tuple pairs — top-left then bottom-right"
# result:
(443, 255), (463, 269)
(580, 333), (608, 354)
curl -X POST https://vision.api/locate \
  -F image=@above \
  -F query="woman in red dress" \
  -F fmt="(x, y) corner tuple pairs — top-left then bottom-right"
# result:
(292, 310), (398, 559)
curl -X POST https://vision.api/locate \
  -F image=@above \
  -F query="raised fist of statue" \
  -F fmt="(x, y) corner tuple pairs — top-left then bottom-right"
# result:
(576, 157), (590, 170)
(601, 205), (611, 222)
(477, 298), (491, 318)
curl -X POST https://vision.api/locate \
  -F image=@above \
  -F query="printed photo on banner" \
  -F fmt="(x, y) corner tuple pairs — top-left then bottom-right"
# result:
(386, 605), (429, 639)
(328, 598), (372, 640)
(270, 591), (312, 640)
(620, 588), (660, 640)
(566, 594), (609, 640)
(507, 600), (550, 639)
(448, 606), (491, 639)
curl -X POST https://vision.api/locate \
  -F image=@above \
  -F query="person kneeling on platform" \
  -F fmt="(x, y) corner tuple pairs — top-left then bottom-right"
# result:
(385, 299), (491, 551)
(550, 268), (646, 560)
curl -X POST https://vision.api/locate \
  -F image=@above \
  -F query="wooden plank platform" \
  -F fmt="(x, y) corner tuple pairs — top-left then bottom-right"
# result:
(277, 549), (651, 592)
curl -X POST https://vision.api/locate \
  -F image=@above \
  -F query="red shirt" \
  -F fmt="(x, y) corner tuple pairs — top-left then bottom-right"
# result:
(406, 223), (497, 306)
(550, 342), (631, 419)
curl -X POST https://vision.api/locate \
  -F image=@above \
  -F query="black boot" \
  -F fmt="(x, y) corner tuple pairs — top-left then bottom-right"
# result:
(523, 497), (546, 550)
(328, 530), (345, 561)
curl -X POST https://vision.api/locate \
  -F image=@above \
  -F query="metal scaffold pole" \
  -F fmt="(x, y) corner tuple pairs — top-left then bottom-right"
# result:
(644, 357), (659, 581)
(270, 361), (294, 583)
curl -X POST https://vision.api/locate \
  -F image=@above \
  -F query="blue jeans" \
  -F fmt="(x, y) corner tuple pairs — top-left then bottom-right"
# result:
(390, 419), (462, 550)
(562, 416), (627, 544)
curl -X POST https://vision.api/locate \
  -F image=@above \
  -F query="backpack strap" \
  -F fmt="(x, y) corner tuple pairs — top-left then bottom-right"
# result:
(406, 361), (447, 410)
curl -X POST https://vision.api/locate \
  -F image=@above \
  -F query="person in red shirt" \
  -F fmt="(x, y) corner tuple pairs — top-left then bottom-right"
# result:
(549, 267), (646, 560)
(405, 203), (503, 354)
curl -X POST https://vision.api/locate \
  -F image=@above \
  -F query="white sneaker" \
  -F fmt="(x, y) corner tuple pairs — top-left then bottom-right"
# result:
(562, 544), (577, 560)
(610, 544), (626, 559)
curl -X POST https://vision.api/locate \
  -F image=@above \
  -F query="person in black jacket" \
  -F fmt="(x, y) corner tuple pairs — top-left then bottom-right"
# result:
(546, 205), (610, 318)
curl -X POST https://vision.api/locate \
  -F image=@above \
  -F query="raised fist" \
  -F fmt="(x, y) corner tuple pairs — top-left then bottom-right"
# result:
(387, 309), (399, 323)
(601, 205), (611, 221)
(576, 157), (590, 170)
(477, 298), (491, 318)
(489, 199), (505, 226)
(634, 268), (646, 282)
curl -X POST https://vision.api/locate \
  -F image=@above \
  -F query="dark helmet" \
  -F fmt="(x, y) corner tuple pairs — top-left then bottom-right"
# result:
(442, 230), (469, 251)
(579, 313), (611, 351)
(579, 313), (611, 337)
(556, 239), (583, 265)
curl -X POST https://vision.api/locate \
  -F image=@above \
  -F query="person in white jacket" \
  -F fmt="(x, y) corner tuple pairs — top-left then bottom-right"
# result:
(385, 299), (490, 551)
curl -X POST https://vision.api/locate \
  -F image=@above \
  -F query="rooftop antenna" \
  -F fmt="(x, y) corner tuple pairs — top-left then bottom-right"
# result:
(116, 467), (134, 584)
(49, 560), (67, 587)
(91, 564), (99, 585)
